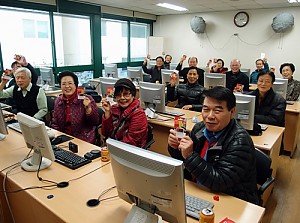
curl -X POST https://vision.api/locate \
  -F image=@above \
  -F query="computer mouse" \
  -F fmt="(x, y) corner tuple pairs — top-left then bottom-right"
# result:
(47, 129), (55, 140)
(192, 116), (198, 123)
(51, 136), (63, 145)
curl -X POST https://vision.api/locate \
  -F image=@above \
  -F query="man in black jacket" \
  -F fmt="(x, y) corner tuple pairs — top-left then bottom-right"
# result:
(168, 86), (259, 205)
(226, 59), (249, 92)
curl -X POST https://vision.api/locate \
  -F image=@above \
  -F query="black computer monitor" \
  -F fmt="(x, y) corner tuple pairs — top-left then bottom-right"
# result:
(99, 77), (119, 97)
(127, 67), (142, 82)
(204, 73), (226, 89)
(272, 78), (288, 99)
(17, 112), (55, 171)
(161, 69), (179, 86)
(40, 67), (55, 86)
(139, 81), (166, 118)
(0, 108), (8, 141)
(104, 64), (118, 78)
(234, 93), (255, 131)
(107, 138), (186, 223)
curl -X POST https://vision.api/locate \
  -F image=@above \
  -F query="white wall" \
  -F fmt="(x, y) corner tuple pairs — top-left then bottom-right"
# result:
(154, 7), (300, 79)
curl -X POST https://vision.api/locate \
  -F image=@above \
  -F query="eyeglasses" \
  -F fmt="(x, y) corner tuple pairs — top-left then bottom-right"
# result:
(61, 82), (75, 87)
(115, 91), (131, 98)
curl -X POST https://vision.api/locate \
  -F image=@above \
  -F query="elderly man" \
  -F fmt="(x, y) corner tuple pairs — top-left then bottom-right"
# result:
(226, 59), (249, 92)
(176, 55), (205, 86)
(0, 67), (47, 120)
(168, 86), (259, 205)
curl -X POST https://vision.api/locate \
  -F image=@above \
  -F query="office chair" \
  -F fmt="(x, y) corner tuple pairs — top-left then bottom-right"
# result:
(255, 148), (275, 206)
(45, 95), (57, 127)
(144, 124), (155, 150)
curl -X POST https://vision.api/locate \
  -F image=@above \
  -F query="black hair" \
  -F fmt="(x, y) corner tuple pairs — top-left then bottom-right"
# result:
(202, 86), (236, 111)
(255, 59), (265, 65)
(280, 63), (295, 74)
(156, 56), (164, 62)
(57, 70), (79, 87)
(188, 66), (198, 73)
(257, 70), (275, 83)
(216, 59), (225, 67)
(11, 61), (19, 68)
(114, 78), (136, 97)
(165, 54), (172, 60)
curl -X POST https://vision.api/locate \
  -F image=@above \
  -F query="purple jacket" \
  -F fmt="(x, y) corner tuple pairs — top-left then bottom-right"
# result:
(51, 95), (100, 144)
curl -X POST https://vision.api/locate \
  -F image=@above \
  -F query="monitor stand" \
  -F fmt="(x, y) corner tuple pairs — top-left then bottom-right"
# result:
(0, 133), (6, 140)
(21, 149), (52, 172)
(145, 108), (157, 119)
(124, 205), (162, 223)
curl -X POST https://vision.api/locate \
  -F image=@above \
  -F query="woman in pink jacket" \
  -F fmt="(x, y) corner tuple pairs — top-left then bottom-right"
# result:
(101, 78), (148, 148)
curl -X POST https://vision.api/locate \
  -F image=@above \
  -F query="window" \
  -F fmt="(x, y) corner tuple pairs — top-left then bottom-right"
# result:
(0, 7), (52, 68)
(53, 13), (92, 67)
(101, 18), (128, 63)
(130, 22), (150, 62)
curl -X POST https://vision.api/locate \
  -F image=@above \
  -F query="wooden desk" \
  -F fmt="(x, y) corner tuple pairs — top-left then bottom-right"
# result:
(0, 129), (264, 223)
(284, 101), (300, 157)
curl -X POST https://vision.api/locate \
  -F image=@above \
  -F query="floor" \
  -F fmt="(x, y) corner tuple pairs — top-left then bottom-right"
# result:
(262, 145), (300, 223)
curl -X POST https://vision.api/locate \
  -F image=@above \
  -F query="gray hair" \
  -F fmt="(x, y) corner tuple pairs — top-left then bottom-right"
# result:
(15, 67), (31, 78)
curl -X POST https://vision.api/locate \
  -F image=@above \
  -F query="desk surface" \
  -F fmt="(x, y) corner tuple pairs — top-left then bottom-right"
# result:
(286, 101), (300, 113)
(0, 128), (264, 223)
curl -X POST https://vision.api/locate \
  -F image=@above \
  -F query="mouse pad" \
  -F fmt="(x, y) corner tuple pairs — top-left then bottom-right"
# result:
(52, 134), (74, 145)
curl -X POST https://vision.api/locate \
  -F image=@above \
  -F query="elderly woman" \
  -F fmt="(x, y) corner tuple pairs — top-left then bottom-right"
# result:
(101, 78), (148, 148)
(209, 59), (228, 74)
(167, 66), (204, 111)
(51, 71), (99, 144)
(280, 63), (300, 101)
(249, 70), (286, 127)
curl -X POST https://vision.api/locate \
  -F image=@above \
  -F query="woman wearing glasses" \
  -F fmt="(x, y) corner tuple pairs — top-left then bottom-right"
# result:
(249, 70), (286, 127)
(101, 78), (148, 148)
(51, 71), (99, 144)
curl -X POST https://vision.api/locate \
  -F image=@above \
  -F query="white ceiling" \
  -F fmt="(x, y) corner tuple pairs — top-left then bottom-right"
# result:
(71, 0), (300, 15)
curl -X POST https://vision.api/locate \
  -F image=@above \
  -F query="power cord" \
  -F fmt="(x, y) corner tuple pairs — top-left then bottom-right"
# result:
(87, 185), (118, 207)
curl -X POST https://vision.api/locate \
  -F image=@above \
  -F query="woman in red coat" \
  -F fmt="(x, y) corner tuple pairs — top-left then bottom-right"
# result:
(101, 78), (148, 148)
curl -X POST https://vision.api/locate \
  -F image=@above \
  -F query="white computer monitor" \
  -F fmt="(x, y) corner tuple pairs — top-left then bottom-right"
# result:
(204, 73), (226, 89)
(200, 67), (210, 73)
(272, 78), (288, 99)
(99, 77), (119, 97)
(147, 60), (156, 70)
(0, 108), (8, 140)
(169, 62), (178, 70)
(161, 69), (179, 86)
(127, 66), (142, 82)
(104, 64), (118, 78)
(17, 112), (55, 171)
(139, 82), (166, 118)
(107, 138), (186, 223)
(240, 68), (251, 78)
(234, 93), (255, 131)
(40, 67), (55, 86)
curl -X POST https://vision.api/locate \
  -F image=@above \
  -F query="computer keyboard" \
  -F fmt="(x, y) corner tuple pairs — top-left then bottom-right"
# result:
(161, 109), (185, 116)
(7, 122), (51, 133)
(52, 145), (91, 170)
(185, 193), (214, 220)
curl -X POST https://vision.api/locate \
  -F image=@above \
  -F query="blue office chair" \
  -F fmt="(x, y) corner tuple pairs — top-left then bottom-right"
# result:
(255, 148), (275, 206)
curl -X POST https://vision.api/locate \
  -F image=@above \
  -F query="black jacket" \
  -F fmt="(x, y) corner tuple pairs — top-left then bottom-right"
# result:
(175, 63), (204, 86)
(226, 70), (249, 92)
(169, 119), (259, 205)
(167, 82), (204, 112)
(249, 88), (286, 127)
(142, 64), (163, 83)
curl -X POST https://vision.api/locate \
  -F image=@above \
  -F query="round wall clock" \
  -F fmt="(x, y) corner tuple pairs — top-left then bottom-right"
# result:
(234, 11), (249, 27)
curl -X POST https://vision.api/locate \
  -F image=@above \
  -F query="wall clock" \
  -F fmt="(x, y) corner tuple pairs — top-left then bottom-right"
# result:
(234, 11), (249, 27)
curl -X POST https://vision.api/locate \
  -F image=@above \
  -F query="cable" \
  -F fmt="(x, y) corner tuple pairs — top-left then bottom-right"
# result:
(205, 32), (235, 50)
(87, 185), (118, 207)
(237, 33), (276, 46)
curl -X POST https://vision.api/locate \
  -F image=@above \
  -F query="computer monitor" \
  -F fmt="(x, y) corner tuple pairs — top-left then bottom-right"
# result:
(200, 67), (210, 73)
(104, 64), (118, 78)
(240, 68), (251, 78)
(204, 73), (226, 89)
(99, 77), (118, 97)
(40, 67), (55, 86)
(107, 138), (186, 223)
(17, 112), (55, 171)
(272, 78), (288, 99)
(147, 60), (156, 70)
(169, 62), (178, 70)
(0, 108), (8, 140)
(161, 69), (179, 86)
(139, 82), (166, 118)
(234, 93), (255, 131)
(127, 67), (142, 82)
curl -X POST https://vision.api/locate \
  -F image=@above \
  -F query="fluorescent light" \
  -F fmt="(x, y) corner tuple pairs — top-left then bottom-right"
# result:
(156, 3), (188, 12)
(288, 0), (300, 3)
